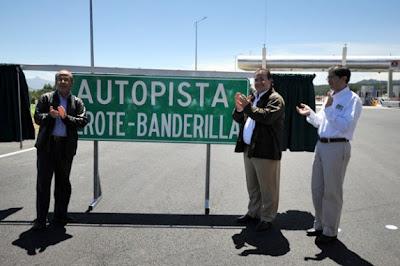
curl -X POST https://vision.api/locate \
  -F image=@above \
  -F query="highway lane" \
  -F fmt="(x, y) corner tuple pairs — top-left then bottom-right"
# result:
(0, 107), (399, 265)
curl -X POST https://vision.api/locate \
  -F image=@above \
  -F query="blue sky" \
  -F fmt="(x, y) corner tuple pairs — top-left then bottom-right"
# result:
(1, 0), (399, 84)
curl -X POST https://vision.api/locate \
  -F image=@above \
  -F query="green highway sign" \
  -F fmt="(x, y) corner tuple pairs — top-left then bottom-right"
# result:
(72, 74), (249, 144)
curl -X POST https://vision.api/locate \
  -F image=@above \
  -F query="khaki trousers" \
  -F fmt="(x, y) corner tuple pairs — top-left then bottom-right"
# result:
(243, 147), (281, 222)
(312, 141), (351, 236)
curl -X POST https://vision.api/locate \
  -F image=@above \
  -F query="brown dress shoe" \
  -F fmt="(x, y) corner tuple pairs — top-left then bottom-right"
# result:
(236, 214), (256, 224)
(306, 228), (323, 237)
(315, 234), (337, 244)
(255, 221), (272, 232)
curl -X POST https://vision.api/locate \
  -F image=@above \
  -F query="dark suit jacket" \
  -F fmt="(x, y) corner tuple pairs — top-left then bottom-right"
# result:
(233, 88), (285, 160)
(34, 91), (88, 158)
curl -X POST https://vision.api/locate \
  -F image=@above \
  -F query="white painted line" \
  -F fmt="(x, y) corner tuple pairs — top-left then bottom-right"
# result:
(385, 225), (398, 230)
(0, 147), (36, 159)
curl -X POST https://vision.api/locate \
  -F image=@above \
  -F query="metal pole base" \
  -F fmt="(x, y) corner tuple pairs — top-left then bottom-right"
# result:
(205, 208), (210, 215)
(86, 195), (102, 212)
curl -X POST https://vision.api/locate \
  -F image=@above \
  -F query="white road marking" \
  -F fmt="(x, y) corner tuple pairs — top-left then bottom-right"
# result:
(385, 225), (398, 230)
(0, 147), (36, 159)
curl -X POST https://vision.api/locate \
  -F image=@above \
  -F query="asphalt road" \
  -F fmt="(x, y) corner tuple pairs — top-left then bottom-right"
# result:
(0, 107), (399, 265)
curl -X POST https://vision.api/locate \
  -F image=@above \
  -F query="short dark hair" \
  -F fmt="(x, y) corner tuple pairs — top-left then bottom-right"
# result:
(55, 69), (73, 83)
(255, 68), (272, 80)
(329, 65), (351, 83)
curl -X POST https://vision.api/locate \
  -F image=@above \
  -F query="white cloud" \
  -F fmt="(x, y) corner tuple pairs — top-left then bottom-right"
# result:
(23, 71), (55, 81)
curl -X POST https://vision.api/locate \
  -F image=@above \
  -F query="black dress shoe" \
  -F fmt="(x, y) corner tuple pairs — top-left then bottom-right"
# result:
(306, 228), (323, 237)
(31, 220), (46, 231)
(315, 234), (337, 244)
(236, 214), (256, 224)
(255, 221), (272, 232)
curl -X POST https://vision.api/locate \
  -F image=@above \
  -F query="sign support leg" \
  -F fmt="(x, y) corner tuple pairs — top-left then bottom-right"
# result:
(205, 144), (211, 215)
(88, 140), (102, 211)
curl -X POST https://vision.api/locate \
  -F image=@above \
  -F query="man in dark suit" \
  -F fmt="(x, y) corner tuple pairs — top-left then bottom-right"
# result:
(233, 68), (285, 231)
(32, 69), (88, 230)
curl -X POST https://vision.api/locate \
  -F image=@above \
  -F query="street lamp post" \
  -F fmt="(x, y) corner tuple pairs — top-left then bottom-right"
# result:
(194, 16), (207, 71)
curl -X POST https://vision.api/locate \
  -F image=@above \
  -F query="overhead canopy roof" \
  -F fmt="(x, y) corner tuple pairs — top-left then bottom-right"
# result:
(238, 55), (400, 72)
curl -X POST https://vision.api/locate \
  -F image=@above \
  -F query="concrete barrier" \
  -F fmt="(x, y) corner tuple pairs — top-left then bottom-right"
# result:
(381, 100), (400, 108)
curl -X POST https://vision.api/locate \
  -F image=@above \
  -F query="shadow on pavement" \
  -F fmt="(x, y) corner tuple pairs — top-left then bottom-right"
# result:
(304, 240), (374, 265)
(231, 210), (314, 257)
(0, 207), (23, 220)
(0, 210), (312, 228)
(47, 212), (244, 227)
(232, 226), (290, 256)
(274, 209), (314, 230)
(12, 224), (73, 256)
(5, 209), (373, 262)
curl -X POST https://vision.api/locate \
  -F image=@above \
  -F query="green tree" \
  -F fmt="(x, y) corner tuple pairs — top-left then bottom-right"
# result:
(30, 83), (55, 103)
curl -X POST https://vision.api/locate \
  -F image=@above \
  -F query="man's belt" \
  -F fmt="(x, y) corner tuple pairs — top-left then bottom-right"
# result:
(51, 135), (67, 141)
(318, 137), (349, 143)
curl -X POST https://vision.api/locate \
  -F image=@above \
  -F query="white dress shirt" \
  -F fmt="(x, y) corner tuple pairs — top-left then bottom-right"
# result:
(243, 90), (268, 144)
(306, 87), (362, 140)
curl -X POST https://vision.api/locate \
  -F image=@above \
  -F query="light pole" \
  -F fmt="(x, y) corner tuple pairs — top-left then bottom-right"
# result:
(194, 16), (207, 71)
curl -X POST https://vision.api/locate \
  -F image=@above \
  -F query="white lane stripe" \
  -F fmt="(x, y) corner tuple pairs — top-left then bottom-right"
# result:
(385, 225), (398, 230)
(0, 147), (36, 159)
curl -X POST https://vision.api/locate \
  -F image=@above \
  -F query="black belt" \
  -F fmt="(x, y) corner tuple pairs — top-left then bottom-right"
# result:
(51, 135), (67, 141)
(318, 137), (349, 143)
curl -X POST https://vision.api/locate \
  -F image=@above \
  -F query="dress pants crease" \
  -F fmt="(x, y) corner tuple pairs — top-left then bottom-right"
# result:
(243, 147), (281, 222)
(36, 139), (73, 223)
(312, 141), (351, 236)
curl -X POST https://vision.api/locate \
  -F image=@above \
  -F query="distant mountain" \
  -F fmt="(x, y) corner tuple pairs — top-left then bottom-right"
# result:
(26, 77), (54, 90)
(354, 79), (400, 85)
(314, 79), (400, 96)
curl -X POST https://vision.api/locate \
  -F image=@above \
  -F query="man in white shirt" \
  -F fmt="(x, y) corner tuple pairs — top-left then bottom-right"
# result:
(296, 66), (362, 244)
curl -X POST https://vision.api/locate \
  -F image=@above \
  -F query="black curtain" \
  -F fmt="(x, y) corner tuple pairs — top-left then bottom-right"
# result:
(272, 73), (318, 152)
(0, 64), (35, 141)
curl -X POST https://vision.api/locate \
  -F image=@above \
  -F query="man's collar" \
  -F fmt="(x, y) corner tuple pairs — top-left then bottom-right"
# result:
(257, 90), (268, 99)
(57, 90), (71, 99)
(332, 86), (350, 98)
(255, 88), (271, 98)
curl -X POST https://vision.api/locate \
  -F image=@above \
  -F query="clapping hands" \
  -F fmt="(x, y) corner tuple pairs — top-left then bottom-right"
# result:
(235, 92), (251, 112)
(49, 106), (66, 119)
(325, 91), (333, 107)
(57, 106), (66, 119)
